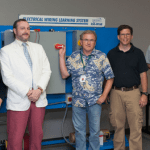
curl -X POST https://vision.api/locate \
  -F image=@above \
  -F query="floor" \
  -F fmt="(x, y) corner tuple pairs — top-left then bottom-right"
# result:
(124, 132), (150, 150)
(41, 143), (75, 150)
(41, 131), (150, 150)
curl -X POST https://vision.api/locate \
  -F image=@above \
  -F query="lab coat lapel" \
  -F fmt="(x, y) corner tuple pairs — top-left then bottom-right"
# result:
(13, 41), (32, 70)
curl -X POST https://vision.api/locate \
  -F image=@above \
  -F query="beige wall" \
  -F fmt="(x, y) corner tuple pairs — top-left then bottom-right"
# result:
(0, 0), (150, 52)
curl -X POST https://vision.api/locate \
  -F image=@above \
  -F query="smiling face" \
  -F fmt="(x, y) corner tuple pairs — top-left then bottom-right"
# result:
(13, 21), (30, 42)
(118, 29), (133, 47)
(80, 33), (96, 55)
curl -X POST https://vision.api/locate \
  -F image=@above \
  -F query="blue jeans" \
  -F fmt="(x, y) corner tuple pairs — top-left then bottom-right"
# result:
(72, 103), (102, 150)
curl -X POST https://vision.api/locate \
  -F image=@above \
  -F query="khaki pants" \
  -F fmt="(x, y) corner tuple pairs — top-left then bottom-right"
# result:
(109, 88), (143, 150)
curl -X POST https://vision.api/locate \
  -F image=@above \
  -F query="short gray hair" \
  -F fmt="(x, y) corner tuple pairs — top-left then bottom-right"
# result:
(80, 30), (97, 41)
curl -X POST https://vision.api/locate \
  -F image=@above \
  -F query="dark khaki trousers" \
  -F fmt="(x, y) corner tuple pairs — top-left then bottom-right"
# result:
(109, 88), (143, 150)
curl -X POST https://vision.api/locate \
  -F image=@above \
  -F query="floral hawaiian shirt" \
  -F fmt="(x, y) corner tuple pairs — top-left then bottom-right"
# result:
(66, 49), (114, 107)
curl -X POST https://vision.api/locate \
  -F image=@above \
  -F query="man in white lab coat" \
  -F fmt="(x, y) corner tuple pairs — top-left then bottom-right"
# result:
(0, 19), (51, 150)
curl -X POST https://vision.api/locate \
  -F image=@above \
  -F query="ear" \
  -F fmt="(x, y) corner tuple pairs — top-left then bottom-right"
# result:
(117, 35), (120, 41)
(94, 41), (96, 47)
(80, 40), (83, 46)
(13, 28), (16, 35)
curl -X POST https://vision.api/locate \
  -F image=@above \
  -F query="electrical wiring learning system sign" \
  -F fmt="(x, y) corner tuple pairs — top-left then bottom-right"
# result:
(19, 14), (105, 27)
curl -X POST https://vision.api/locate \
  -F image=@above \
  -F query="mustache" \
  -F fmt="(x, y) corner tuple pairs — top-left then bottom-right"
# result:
(22, 33), (29, 35)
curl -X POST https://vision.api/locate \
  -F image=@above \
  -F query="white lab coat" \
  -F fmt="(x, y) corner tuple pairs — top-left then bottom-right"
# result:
(0, 40), (51, 111)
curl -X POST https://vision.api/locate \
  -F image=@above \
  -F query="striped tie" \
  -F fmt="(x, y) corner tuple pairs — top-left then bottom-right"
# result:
(22, 43), (33, 88)
(22, 43), (32, 70)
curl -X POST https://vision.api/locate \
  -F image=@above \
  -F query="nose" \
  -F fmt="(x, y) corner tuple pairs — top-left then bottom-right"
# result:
(25, 30), (30, 35)
(87, 40), (91, 44)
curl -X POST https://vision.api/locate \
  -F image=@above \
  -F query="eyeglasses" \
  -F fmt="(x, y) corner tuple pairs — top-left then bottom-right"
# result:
(82, 39), (95, 42)
(120, 33), (131, 37)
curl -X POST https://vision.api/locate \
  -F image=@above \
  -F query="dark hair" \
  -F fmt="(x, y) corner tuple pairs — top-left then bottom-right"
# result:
(13, 19), (28, 37)
(80, 30), (97, 41)
(117, 25), (133, 35)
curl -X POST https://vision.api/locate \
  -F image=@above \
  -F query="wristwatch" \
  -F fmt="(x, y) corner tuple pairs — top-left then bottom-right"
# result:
(141, 92), (148, 96)
(38, 87), (43, 93)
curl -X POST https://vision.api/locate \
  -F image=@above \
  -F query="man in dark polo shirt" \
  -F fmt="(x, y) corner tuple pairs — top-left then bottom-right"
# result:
(107, 25), (148, 150)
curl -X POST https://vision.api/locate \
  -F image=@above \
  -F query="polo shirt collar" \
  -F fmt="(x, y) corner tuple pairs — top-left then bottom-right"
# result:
(117, 43), (134, 53)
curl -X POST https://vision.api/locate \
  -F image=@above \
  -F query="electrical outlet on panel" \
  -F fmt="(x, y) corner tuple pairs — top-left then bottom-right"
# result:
(65, 93), (72, 104)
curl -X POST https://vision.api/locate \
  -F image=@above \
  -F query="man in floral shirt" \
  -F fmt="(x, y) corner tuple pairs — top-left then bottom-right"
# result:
(59, 30), (114, 150)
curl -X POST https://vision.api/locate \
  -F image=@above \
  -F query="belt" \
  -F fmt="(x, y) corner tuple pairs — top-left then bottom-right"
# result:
(112, 85), (138, 91)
